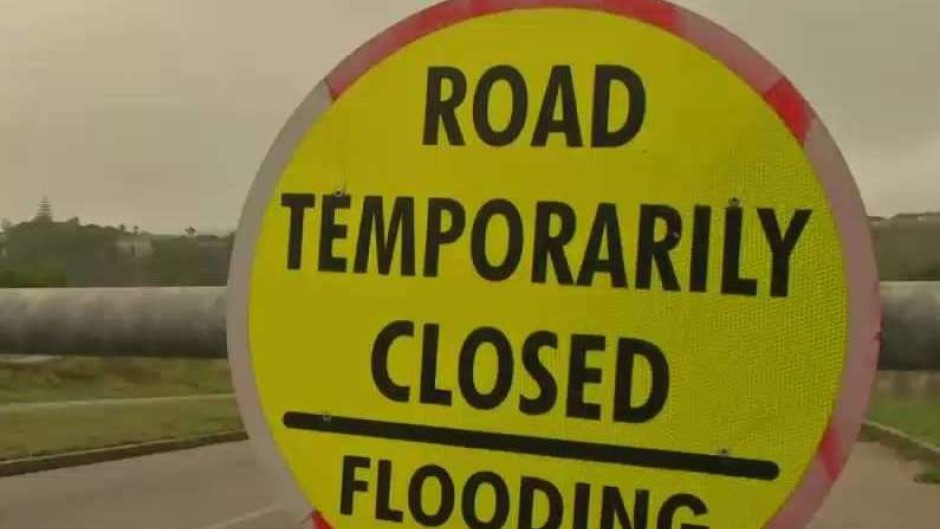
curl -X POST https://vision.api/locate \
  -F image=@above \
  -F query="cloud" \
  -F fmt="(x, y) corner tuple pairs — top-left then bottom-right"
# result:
(850, 134), (940, 215)
(1, 0), (937, 230)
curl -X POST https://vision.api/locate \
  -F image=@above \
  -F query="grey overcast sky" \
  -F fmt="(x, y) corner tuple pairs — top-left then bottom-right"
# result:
(2, 0), (938, 233)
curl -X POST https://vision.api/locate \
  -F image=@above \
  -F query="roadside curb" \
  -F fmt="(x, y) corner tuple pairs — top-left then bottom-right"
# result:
(0, 430), (248, 478)
(862, 421), (940, 467)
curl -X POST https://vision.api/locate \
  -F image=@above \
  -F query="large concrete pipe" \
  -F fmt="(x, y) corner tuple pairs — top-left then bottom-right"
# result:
(0, 287), (226, 358)
(0, 284), (937, 368)
(880, 282), (940, 370)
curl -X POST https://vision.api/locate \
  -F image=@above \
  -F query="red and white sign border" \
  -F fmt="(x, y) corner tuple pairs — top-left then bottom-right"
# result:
(227, 2), (882, 528)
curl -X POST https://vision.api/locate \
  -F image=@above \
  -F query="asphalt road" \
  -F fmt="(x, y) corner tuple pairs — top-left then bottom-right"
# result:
(0, 441), (935, 529)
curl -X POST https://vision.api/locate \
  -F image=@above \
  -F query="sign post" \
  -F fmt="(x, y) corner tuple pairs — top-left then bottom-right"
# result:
(227, 2), (881, 528)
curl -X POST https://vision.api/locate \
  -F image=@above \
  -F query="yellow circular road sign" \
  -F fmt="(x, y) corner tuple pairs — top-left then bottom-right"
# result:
(227, 2), (881, 529)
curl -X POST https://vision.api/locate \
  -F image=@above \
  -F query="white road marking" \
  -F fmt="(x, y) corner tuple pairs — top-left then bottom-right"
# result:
(0, 393), (234, 413)
(200, 505), (282, 529)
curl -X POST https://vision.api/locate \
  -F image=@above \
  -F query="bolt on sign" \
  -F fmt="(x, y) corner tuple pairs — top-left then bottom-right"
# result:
(227, 1), (881, 529)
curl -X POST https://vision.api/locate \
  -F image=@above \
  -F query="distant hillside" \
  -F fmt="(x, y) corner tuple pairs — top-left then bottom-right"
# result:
(871, 212), (940, 281)
(1, 209), (938, 288)
(0, 218), (232, 288)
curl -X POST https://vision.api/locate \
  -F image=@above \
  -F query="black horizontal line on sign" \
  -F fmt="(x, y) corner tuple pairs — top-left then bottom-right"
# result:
(281, 412), (780, 481)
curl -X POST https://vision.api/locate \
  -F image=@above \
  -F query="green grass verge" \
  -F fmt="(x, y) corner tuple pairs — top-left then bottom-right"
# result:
(916, 468), (940, 484)
(0, 357), (233, 404)
(867, 395), (940, 447)
(867, 393), (939, 484)
(0, 398), (243, 461)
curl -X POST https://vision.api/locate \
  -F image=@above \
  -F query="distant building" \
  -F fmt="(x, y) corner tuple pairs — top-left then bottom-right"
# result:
(115, 234), (154, 258)
(115, 232), (231, 258)
(890, 212), (940, 225)
(194, 235), (230, 251)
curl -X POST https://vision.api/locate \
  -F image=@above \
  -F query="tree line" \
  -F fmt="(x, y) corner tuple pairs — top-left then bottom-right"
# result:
(0, 202), (232, 287)
(872, 221), (940, 281)
(1, 198), (938, 288)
